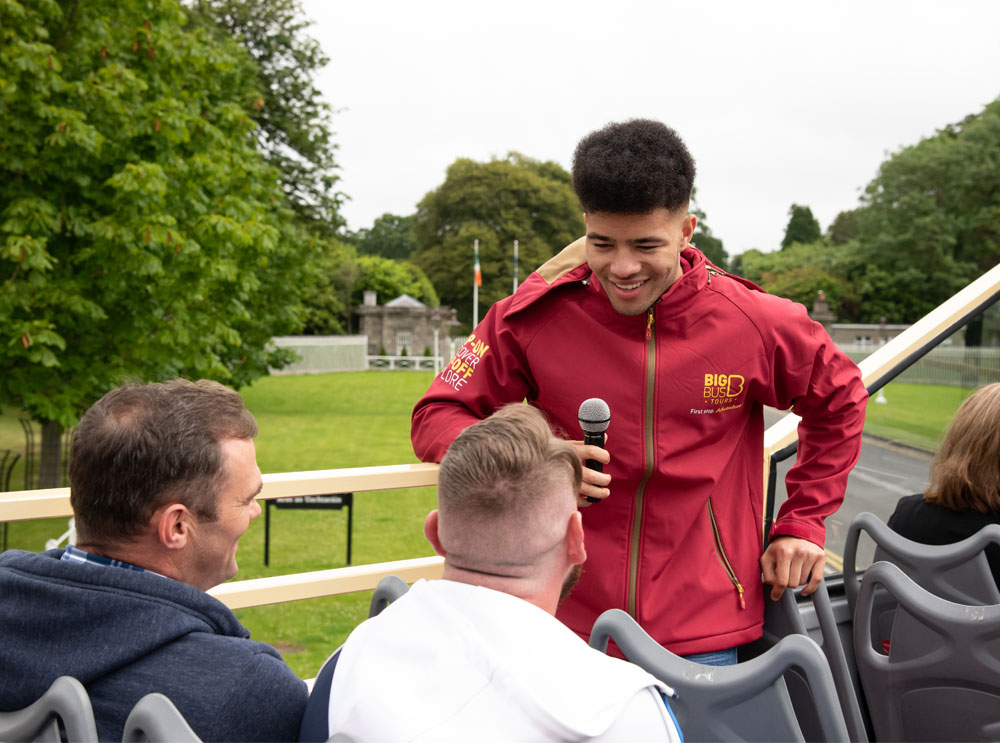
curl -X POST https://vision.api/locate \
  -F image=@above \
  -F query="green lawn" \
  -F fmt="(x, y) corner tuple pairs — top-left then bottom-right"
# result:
(862, 382), (974, 451)
(0, 373), (980, 678)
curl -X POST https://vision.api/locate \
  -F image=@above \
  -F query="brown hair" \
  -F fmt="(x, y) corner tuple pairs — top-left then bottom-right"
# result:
(924, 382), (1000, 516)
(69, 379), (257, 543)
(436, 404), (582, 567)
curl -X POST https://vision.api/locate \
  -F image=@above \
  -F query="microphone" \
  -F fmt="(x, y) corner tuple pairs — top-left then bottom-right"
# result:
(578, 398), (611, 503)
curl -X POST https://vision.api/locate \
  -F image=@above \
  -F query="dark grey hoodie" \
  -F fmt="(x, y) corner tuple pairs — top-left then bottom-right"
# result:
(0, 549), (306, 741)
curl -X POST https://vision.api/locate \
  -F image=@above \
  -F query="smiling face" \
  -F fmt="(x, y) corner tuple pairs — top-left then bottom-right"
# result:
(585, 208), (697, 316)
(187, 437), (262, 590)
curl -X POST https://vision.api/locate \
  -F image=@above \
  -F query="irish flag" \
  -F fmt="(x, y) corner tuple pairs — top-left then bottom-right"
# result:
(474, 240), (482, 287)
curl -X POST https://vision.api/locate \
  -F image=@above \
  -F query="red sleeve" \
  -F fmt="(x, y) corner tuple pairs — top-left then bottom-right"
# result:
(763, 308), (868, 547)
(411, 300), (535, 462)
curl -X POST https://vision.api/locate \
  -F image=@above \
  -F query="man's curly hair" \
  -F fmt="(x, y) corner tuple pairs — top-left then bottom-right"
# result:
(572, 119), (696, 214)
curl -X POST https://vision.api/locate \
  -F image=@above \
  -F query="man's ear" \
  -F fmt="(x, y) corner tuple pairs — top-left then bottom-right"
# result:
(566, 510), (586, 564)
(424, 509), (446, 557)
(682, 212), (698, 244)
(156, 503), (192, 551)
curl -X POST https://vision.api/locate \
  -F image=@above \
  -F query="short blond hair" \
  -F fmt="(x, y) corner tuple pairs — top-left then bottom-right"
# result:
(436, 404), (582, 568)
(925, 383), (1000, 516)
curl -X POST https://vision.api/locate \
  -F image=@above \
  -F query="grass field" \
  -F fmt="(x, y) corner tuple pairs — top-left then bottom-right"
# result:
(862, 382), (974, 450)
(0, 374), (980, 677)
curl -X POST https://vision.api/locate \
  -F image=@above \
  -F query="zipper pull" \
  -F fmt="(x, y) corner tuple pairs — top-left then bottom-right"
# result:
(646, 308), (654, 341)
(736, 582), (746, 610)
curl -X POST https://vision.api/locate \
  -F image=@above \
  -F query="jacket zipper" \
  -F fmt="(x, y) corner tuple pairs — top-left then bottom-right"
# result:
(707, 498), (746, 610)
(627, 306), (657, 617)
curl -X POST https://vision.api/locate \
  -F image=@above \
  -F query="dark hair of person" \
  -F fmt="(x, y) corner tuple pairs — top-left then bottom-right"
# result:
(924, 382), (1000, 516)
(571, 118), (696, 214)
(437, 403), (582, 520)
(69, 379), (258, 543)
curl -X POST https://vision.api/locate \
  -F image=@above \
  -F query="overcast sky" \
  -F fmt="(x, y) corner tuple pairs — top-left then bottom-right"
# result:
(300, 0), (1000, 257)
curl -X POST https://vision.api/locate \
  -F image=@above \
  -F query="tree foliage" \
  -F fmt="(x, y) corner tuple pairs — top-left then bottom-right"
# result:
(826, 208), (862, 245)
(691, 189), (728, 269)
(345, 213), (417, 261)
(732, 241), (861, 317)
(411, 153), (584, 328)
(352, 255), (439, 310)
(781, 204), (822, 250)
(187, 0), (343, 234)
(851, 99), (1000, 322)
(0, 0), (320, 482)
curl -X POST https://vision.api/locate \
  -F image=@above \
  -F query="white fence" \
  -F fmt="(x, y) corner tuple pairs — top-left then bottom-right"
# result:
(844, 345), (1000, 387)
(271, 336), (454, 375)
(271, 336), (368, 374)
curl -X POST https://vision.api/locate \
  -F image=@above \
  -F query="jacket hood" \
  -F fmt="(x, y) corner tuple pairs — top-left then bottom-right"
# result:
(0, 549), (249, 707)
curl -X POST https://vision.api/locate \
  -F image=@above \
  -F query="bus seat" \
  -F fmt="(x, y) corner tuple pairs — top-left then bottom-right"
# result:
(854, 561), (1000, 742)
(0, 675), (97, 743)
(122, 693), (201, 742)
(589, 608), (849, 743)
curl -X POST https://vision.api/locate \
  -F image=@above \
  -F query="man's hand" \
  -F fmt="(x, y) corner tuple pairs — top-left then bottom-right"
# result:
(760, 536), (825, 601)
(570, 440), (610, 507)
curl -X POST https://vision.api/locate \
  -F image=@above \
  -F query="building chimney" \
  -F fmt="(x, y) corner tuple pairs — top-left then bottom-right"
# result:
(363, 290), (377, 307)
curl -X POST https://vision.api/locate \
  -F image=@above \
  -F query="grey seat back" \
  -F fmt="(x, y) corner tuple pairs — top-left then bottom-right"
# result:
(854, 560), (1000, 742)
(122, 693), (201, 742)
(844, 511), (1000, 612)
(589, 608), (849, 743)
(368, 574), (409, 617)
(0, 676), (98, 743)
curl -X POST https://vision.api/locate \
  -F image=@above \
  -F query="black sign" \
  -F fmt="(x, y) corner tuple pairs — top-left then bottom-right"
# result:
(273, 493), (352, 510)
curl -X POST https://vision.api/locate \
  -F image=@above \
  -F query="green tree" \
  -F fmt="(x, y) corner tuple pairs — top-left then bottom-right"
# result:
(188, 0), (343, 234)
(826, 208), (862, 245)
(852, 98), (1000, 322)
(0, 0), (319, 485)
(691, 189), (728, 269)
(345, 213), (417, 261)
(411, 153), (584, 328)
(301, 239), (358, 335)
(352, 255), (439, 311)
(781, 204), (822, 250)
(731, 241), (862, 320)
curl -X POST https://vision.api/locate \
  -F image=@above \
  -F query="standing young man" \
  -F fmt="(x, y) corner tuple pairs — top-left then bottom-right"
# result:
(411, 119), (867, 662)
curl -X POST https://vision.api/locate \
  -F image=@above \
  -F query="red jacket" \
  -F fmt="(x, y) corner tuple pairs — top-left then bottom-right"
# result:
(412, 241), (867, 654)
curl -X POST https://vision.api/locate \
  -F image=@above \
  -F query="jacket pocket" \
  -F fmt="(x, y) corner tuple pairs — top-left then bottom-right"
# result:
(708, 498), (746, 610)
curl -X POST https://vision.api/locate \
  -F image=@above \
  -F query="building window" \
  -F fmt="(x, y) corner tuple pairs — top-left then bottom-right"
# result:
(396, 331), (412, 356)
(855, 335), (872, 347)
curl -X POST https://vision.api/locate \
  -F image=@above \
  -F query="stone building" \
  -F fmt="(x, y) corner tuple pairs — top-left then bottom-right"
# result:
(356, 291), (459, 356)
(809, 290), (911, 348)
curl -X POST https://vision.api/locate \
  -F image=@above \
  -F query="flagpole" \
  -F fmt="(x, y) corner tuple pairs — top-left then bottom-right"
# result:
(513, 239), (519, 294)
(473, 239), (480, 329)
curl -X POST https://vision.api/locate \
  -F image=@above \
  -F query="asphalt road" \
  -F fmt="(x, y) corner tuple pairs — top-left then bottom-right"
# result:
(764, 408), (933, 574)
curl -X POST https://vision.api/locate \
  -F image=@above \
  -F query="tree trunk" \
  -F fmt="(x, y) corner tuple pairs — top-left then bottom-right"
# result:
(38, 420), (64, 489)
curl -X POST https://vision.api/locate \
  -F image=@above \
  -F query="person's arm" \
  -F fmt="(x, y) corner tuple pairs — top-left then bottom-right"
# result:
(209, 652), (308, 742)
(759, 308), (868, 599)
(411, 301), (535, 462)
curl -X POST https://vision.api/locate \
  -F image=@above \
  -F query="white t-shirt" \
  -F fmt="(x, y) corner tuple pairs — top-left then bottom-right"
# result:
(328, 579), (681, 742)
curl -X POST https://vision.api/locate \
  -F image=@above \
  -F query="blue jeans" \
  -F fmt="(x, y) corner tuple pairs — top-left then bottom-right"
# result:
(682, 647), (738, 666)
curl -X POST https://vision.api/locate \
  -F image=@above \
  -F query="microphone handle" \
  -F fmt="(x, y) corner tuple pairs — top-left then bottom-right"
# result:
(583, 430), (605, 473)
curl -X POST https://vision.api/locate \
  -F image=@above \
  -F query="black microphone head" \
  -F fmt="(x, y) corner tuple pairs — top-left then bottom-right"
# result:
(578, 398), (611, 434)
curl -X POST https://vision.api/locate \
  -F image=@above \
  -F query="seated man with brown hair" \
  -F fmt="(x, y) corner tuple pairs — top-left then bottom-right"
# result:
(0, 379), (306, 742)
(321, 403), (681, 742)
